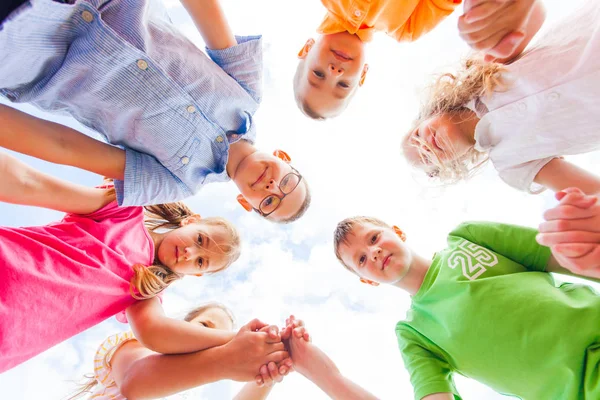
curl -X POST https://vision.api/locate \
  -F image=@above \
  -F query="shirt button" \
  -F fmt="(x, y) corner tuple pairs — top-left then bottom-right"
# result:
(137, 59), (148, 70)
(518, 102), (527, 112)
(354, 10), (362, 17)
(216, 136), (224, 143)
(81, 11), (94, 22)
(186, 105), (196, 113)
(181, 156), (190, 165)
(231, 133), (238, 139)
(548, 92), (560, 101)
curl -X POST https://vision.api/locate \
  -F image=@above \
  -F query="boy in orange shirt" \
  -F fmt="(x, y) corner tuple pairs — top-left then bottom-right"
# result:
(293, 0), (546, 120)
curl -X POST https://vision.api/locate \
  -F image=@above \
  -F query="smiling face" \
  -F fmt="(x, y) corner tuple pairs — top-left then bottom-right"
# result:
(189, 307), (234, 331)
(233, 151), (308, 222)
(156, 222), (231, 276)
(294, 33), (368, 119)
(402, 113), (475, 174)
(338, 222), (412, 284)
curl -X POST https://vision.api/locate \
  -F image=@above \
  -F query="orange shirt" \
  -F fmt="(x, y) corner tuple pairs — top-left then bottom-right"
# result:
(318, 0), (461, 42)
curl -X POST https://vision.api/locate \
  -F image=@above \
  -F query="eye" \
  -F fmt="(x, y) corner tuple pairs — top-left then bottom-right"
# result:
(197, 257), (204, 269)
(312, 70), (325, 79)
(370, 233), (378, 244)
(197, 234), (204, 245)
(199, 321), (208, 327)
(264, 197), (274, 206)
(338, 81), (350, 88)
(359, 255), (366, 266)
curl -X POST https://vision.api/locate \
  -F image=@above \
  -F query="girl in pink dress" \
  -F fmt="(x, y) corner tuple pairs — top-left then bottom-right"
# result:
(0, 152), (243, 373)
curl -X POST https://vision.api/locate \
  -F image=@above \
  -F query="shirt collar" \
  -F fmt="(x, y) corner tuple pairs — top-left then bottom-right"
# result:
(317, 13), (375, 42)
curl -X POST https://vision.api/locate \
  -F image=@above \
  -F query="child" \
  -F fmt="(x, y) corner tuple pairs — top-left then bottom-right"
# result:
(293, 0), (544, 120)
(0, 0), (311, 223)
(0, 152), (280, 375)
(334, 216), (600, 399)
(70, 303), (293, 399)
(402, 0), (600, 197)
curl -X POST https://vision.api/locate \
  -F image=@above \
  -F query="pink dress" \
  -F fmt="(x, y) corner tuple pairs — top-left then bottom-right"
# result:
(0, 201), (154, 373)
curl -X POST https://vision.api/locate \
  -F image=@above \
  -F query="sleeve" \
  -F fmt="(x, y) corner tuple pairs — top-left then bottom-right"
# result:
(497, 157), (557, 194)
(206, 35), (263, 103)
(449, 221), (551, 272)
(396, 323), (462, 400)
(393, 0), (461, 42)
(114, 148), (192, 206)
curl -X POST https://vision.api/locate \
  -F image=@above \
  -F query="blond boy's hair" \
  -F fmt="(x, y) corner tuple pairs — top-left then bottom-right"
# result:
(333, 216), (391, 274)
(407, 55), (507, 182)
(184, 302), (236, 329)
(130, 203), (241, 300)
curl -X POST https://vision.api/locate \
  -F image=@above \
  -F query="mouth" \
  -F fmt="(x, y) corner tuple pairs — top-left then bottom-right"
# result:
(382, 254), (391, 270)
(331, 50), (353, 62)
(175, 247), (179, 263)
(251, 167), (268, 188)
(431, 132), (443, 152)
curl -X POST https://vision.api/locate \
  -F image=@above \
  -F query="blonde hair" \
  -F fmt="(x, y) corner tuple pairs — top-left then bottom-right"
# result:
(129, 203), (241, 300)
(67, 303), (235, 400)
(407, 55), (507, 183)
(333, 216), (391, 274)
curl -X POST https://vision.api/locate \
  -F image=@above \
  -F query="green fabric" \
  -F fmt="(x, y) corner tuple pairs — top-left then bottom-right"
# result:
(396, 222), (600, 400)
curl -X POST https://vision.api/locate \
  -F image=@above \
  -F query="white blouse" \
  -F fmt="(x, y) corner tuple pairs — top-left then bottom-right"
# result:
(473, 0), (600, 193)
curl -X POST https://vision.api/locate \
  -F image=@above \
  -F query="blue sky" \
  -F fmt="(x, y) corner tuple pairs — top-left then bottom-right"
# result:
(1, 0), (599, 399)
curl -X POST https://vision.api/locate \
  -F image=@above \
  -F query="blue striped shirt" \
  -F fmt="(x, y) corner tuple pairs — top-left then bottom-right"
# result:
(0, 0), (262, 206)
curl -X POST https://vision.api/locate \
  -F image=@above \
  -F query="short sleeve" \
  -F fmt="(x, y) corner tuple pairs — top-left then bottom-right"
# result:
(115, 293), (164, 324)
(449, 222), (551, 272)
(114, 148), (192, 206)
(396, 323), (461, 400)
(206, 35), (263, 103)
(93, 332), (136, 392)
(392, 0), (460, 42)
(497, 157), (557, 194)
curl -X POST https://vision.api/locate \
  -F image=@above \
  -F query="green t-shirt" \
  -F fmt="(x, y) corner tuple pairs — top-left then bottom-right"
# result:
(396, 222), (600, 400)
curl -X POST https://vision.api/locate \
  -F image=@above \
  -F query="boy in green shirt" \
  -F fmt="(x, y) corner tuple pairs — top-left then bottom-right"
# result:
(333, 217), (600, 400)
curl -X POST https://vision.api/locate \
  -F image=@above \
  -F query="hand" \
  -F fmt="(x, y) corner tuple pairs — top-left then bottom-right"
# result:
(224, 319), (289, 382)
(254, 325), (293, 387)
(281, 315), (310, 342)
(537, 188), (600, 278)
(459, 0), (538, 62)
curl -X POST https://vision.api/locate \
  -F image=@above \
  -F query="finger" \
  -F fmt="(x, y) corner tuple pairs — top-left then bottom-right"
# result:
(266, 350), (290, 364)
(268, 362), (284, 383)
(536, 231), (600, 246)
(543, 205), (598, 221)
(255, 375), (264, 387)
(294, 326), (306, 338)
(463, 1), (505, 24)
(303, 332), (311, 342)
(486, 31), (524, 59)
(265, 329), (283, 344)
(267, 341), (286, 353)
(260, 364), (272, 386)
(268, 325), (280, 340)
(246, 318), (269, 332)
(553, 243), (598, 258)
(463, 0), (503, 14)
(558, 192), (598, 209)
(538, 219), (600, 234)
(280, 325), (292, 340)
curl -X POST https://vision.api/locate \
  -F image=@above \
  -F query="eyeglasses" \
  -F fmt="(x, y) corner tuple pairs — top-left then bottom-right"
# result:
(255, 167), (303, 217)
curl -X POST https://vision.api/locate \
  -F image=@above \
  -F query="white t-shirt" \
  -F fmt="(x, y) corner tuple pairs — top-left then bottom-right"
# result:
(473, 0), (600, 193)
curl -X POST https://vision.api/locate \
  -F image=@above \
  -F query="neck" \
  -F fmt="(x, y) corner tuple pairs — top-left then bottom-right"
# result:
(454, 109), (480, 144)
(392, 251), (432, 296)
(226, 139), (257, 179)
(146, 228), (164, 261)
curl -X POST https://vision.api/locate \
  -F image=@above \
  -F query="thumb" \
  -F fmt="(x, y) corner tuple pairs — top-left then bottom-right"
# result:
(245, 318), (269, 332)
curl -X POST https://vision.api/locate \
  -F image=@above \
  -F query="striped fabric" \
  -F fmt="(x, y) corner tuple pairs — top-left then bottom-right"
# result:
(0, 0), (262, 206)
(89, 331), (135, 399)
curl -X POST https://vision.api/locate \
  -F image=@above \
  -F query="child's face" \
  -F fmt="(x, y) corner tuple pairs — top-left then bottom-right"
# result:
(338, 222), (412, 284)
(233, 151), (307, 222)
(190, 307), (234, 331)
(295, 33), (368, 119)
(402, 113), (473, 172)
(156, 223), (230, 276)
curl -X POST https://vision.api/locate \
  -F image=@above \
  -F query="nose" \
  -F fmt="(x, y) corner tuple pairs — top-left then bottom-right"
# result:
(264, 178), (281, 194)
(369, 247), (382, 262)
(184, 246), (199, 260)
(328, 63), (344, 76)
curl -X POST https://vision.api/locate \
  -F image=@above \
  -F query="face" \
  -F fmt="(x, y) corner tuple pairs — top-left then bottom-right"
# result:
(156, 222), (231, 276)
(339, 223), (412, 284)
(296, 33), (368, 118)
(402, 113), (474, 173)
(190, 307), (234, 331)
(233, 151), (307, 222)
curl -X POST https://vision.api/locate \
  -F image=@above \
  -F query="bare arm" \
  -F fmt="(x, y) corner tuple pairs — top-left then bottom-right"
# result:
(0, 152), (115, 214)
(422, 394), (455, 400)
(126, 298), (236, 355)
(233, 383), (274, 400)
(0, 104), (125, 180)
(179, 0), (237, 50)
(534, 158), (600, 195)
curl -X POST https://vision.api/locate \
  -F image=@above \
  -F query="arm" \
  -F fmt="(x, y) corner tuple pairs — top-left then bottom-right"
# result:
(113, 319), (290, 399)
(179, 0), (236, 50)
(0, 152), (115, 214)
(423, 395), (455, 400)
(126, 297), (236, 354)
(232, 383), (274, 400)
(534, 158), (600, 195)
(0, 104), (125, 180)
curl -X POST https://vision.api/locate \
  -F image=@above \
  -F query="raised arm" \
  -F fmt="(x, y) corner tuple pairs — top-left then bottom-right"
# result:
(534, 158), (600, 195)
(0, 104), (125, 180)
(0, 152), (115, 214)
(179, 0), (237, 50)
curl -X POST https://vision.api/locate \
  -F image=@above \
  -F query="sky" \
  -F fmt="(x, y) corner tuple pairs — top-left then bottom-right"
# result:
(1, 0), (598, 399)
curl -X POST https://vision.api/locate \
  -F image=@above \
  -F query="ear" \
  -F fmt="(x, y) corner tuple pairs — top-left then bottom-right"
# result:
(393, 225), (407, 242)
(194, 273), (203, 277)
(273, 149), (292, 163)
(180, 214), (202, 226)
(298, 38), (315, 59)
(236, 194), (253, 212)
(359, 277), (380, 287)
(359, 64), (369, 87)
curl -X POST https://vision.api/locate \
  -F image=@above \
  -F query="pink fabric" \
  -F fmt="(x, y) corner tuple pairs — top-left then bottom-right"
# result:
(0, 201), (154, 373)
